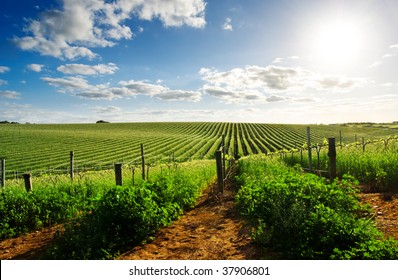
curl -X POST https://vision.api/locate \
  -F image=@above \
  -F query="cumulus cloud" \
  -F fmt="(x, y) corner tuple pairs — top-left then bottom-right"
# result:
(200, 65), (309, 92)
(0, 66), (10, 73)
(155, 90), (201, 102)
(200, 65), (365, 104)
(91, 105), (122, 114)
(223, 17), (233, 31)
(0, 90), (21, 99)
(13, 0), (206, 60)
(119, 80), (167, 96)
(316, 77), (362, 90)
(41, 76), (121, 99)
(27, 64), (44, 72)
(57, 63), (118, 75)
(0, 79), (8, 86)
(202, 85), (263, 104)
(119, 80), (201, 102)
(42, 76), (201, 102)
(266, 95), (285, 102)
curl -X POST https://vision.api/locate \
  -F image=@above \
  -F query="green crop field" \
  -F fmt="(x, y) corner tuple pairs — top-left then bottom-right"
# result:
(1, 122), (397, 179)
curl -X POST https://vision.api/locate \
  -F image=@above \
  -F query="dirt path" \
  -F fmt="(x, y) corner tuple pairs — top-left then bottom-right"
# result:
(118, 181), (270, 260)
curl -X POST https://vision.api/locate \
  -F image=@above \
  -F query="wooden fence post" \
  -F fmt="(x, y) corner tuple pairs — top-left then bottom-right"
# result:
(1, 159), (5, 188)
(339, 130), (342, 148)
(215, 150), (224, 193)
(115, 163), (122, 186)
(141, 144), (146, 180)
(222, 134), (226, 179)
(23, 173), (32, 192)
(328, 138), (337, 180)
(1, 159), (5, 189)
(69, 151), (74, 180)
(307, 127), (313, 172)
(362, 137), (366, 152)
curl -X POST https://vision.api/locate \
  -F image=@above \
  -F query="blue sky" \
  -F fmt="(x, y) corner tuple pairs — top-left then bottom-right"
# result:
(1, 0), (398, 124)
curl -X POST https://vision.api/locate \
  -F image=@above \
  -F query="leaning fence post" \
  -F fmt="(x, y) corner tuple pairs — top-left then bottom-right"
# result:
(69, 151), (74, 180)
(1, 159), (5, 188)
(215, 150), (224, 193)
(23, 173), (32, 192)
(141, 144), (146, 180)
(115, 163), (122, 186)
(307, 127), (313, 172)
(328, 138), (337, 180)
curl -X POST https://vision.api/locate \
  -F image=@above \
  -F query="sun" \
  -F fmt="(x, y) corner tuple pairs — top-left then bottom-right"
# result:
(309, 18), (365, 69)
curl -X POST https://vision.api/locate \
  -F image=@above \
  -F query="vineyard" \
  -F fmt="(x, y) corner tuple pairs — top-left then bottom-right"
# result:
(1, 122), (398, 260)
(1, 122), (397, 179)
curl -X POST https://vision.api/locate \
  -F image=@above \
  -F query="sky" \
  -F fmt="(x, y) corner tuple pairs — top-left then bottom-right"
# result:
(1, 0), (398, 124)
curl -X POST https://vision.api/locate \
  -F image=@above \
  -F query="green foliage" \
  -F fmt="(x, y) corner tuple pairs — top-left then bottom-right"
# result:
(44, 160), (215, 259)
(235, 155), (398, 259)
(0, 180), (107, 240)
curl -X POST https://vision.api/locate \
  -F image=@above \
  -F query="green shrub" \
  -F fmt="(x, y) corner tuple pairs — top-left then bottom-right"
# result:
(44, 161), (215, 259)
(236, 155), (398, 259)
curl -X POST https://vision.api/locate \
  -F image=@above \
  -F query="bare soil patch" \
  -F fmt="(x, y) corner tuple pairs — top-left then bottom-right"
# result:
(118, 181), (274, 260)
(358, 191), (398, 240)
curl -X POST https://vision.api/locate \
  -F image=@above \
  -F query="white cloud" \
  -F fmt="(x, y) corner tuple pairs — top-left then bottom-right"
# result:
(118, 80), (167, 96)
(137, 0), (206, 28)
(57, 63), (118, 75)
(272, 56), (299, 64)
(91, 105), (122, 114)
(200, 65), (365, 104)
(42, 76), (201, 102)
(223, 17), (233, 31)
(202, 85), (263, 104)
(266, 95), (285, 102)
(41, 76), (90, 91)
(369, 44), (398, 68)
(27, 64), (44, 72)
(368, 61), (382, 68)
(0, 79), (8, 86)
(156, 90), (201, 102)
(13, 0), (206, 60)
(119, 80), (201, 102)
(0, 90), (21, 99)
(316, 76), (364, 90)
(272, 57), (283, 64)
(0, 66), (10, 73)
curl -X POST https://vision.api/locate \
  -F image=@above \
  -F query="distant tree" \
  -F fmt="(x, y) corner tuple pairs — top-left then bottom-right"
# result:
(0, 120), (19, 124)
(96, 120), (109, 123)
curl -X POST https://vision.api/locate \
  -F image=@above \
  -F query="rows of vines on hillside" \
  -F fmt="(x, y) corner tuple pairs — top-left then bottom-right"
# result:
(1, 122), (397, 179)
